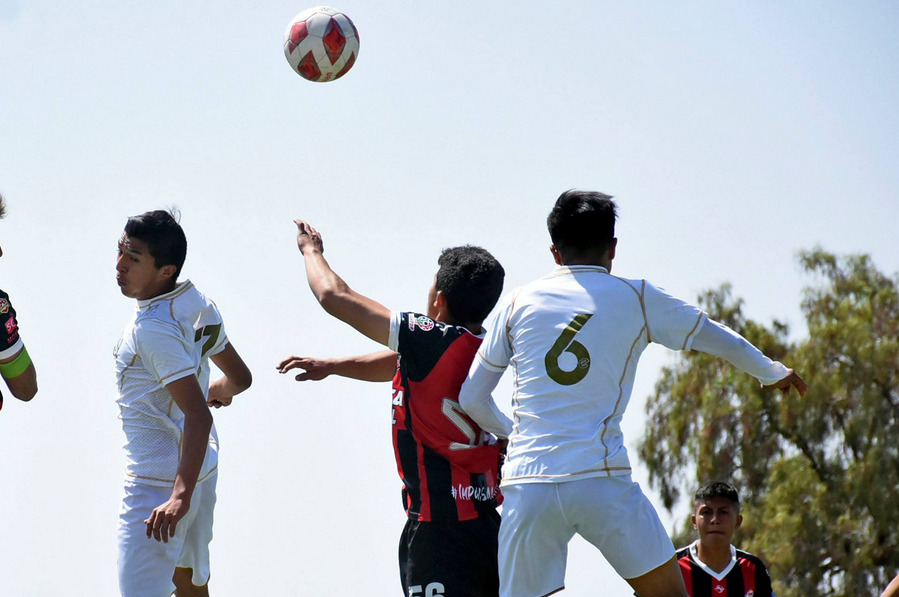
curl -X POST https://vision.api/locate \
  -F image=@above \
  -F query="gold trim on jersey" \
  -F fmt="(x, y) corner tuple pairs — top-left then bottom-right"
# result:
(117, 353), (139, 392)
(500, 465), (632, 484)
(682, 312), (705, 350)
(125, 464), (218, 485)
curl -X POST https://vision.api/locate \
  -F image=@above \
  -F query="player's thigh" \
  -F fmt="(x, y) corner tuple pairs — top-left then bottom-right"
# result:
(400, 511), (500, 597)
(173, 567), (210, 597)
(175, 474), (217, 588)
(559, 476), (674, 580)
(626, 557), (687, 597)
(118, 481), (186, 597)
(499, 483), (574, 597)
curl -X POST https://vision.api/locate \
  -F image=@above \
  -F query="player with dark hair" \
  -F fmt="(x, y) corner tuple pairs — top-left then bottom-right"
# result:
(0, 193), (38, 408)
(278, 220), (506, 596)
(114, 209), (252, 597)
(459, 189), (806, 597)
(675, 481), (775, 596)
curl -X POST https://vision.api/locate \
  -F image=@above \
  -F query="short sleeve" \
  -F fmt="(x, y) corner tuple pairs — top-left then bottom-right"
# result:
(136, 319), (196, 386)
(0, 291), (24, 360)
(643, 281), (707, 351)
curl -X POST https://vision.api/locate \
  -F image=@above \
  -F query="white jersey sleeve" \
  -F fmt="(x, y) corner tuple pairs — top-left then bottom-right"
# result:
(642, 281), (708, 351)
(692, 318), (790, 385)
(135, 318), (198, 387)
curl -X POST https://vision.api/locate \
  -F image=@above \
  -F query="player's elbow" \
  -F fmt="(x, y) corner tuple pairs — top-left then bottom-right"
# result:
(192, 405), (214, 431)
(14, 383), (38, 401)
(6, 373), (38, 401)
(233, 368), (253, 393)
(317, 286), (355, 321)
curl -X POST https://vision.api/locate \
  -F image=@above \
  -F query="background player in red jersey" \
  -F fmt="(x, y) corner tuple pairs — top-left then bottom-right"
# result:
(675, 481), (775, 597)
(0, 193), (38, 409)
(278, 220), (506, 597)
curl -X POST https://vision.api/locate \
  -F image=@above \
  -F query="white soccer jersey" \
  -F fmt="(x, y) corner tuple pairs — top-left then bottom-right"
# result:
(475, 265), (708, 485)
(114, 280), (228, 487)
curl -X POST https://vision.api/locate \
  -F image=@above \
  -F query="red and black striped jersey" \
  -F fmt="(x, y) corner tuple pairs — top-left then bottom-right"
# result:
(389, 312), (503, 522)
(676, 541), (775, 597)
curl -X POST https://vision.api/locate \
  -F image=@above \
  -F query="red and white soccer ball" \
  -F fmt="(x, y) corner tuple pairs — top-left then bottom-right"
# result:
(283, 6), (359, 82)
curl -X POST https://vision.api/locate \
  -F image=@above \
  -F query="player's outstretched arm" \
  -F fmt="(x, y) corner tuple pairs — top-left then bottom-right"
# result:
(208, 343), (253, 408)
(692, 319), (807, 396)
(762, 369), (807, 396)
(146, 375), (213, 543)
(294, 220), (391, 346)
(0, 346), (37, 401)
(278, 350), (397, 383)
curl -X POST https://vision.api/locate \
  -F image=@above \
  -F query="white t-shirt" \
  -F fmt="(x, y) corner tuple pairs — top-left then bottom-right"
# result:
(114, 280), (228, 487)
(475, 265), (709, 485)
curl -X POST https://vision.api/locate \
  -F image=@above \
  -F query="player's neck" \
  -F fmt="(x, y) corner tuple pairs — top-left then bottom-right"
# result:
(459, 322), (484, 335)
(696, 541), (734, 573)
(562, 257), (612, 270)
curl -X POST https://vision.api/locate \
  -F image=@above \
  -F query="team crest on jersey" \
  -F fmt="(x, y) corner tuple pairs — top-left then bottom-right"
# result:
(713, 586), (725, 594)
(0, 299), (9, 314)
(408, 315), (435, 332)
(745, 592), (754, 597)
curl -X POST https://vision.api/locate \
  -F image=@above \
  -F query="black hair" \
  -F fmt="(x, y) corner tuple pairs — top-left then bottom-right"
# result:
(0, 193), (6, 219)
(123, 209), (187, 278)
(435, 245), (504, 326)
(546, 189), (617, 259)
(694, 481), (741, 510)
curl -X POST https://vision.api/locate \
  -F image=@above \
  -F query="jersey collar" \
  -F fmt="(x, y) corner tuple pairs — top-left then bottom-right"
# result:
(688, 540), (738, 581)
(137, 279), (193, 309)
(552, 265), (609, 275)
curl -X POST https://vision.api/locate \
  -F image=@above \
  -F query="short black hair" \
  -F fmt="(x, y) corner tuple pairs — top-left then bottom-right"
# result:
(435, 245), (504, 326)
(694, 481), (741, 511)
(547, 189), (617, 258)
(124, 209), (187, 278)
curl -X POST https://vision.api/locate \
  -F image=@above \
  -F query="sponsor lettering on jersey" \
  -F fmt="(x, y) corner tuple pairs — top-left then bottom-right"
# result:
(408, 315), (435, 332)
(0, 299), (8, 314)
(450, 472), (499, 502)
(5, 315), (17, 338)
(393, 388), (404, 407)
(450, 483), (500, 502)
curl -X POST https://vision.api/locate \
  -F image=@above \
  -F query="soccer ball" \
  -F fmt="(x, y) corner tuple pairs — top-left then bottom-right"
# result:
(283, 6), (359, 82)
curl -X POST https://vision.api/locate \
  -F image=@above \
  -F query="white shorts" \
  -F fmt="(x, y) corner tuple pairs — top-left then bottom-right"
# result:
(498, 476), (674, 597)
(117, 474), (217, 597)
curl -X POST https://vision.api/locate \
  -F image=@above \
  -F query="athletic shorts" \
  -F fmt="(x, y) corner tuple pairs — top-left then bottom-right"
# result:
(399, 509), (501, 597)
(117, 474), (217, 597)
(498, 476), (674, 597)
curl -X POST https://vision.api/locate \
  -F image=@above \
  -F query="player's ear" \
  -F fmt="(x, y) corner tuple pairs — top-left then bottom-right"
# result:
(434, 289), (447, 309)
(735, 513), (743, 530)
(691, 514), (698, 529)
(550, 244), (563, 265)
(158, 264), (177, 280)
(608, 238), (618, 260)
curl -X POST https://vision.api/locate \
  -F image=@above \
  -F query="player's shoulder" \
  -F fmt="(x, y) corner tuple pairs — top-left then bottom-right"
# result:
(0, 289), (13, 315)
(674, 544), (694, 561)
(735, 548), (769, 569)
(399, 311), (466, 338)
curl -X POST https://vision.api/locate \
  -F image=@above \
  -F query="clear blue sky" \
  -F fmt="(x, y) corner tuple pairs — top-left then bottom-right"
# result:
(1, 2), (897, 594)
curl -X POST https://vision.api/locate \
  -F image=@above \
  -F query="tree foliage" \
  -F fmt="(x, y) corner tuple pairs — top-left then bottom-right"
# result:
(638, 249), (899, 596)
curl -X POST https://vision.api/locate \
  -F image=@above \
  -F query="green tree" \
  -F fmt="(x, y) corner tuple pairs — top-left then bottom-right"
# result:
(639, 249), (899, 596)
